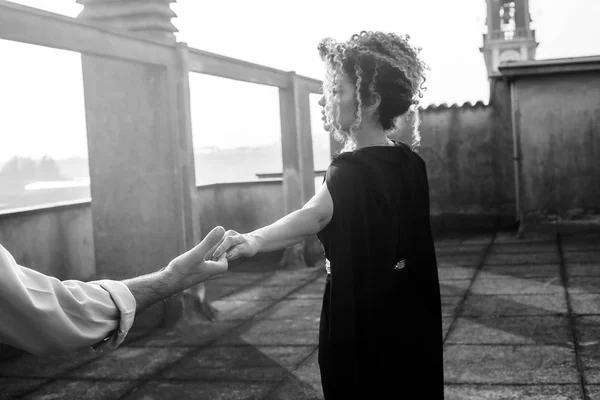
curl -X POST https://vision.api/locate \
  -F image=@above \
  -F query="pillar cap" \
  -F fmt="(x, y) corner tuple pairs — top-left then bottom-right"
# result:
(77, 0), (178, 44)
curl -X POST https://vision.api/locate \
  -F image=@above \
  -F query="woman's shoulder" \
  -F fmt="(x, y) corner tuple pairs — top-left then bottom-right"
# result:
(325, 152), (362, 185)
(329, 151), (357, 168)
(390, 139), (427, 165)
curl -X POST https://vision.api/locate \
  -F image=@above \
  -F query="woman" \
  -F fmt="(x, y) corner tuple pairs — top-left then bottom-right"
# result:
(211, 31), (443, 399)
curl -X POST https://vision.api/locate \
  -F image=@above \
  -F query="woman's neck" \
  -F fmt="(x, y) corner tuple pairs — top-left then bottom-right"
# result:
(353, 122), (391, 149)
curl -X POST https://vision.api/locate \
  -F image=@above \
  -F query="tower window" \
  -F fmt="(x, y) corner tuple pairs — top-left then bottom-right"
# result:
(500, 2), (516, 39)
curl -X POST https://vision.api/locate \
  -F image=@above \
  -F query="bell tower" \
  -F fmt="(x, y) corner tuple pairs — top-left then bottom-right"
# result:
(481, 0), (538, 76)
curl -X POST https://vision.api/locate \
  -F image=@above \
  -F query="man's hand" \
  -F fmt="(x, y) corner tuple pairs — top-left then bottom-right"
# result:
(165, 226), (229, 288)
(210, 230), (262, 262)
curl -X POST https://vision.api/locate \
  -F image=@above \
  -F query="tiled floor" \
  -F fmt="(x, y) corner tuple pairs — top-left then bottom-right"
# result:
(1, 225), (599, 399)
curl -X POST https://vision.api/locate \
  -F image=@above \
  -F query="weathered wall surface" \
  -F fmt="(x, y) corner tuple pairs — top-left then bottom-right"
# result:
(0, 201), (95, 280)
(515, 71), (600, 216)
(392, 78), (516, 229)
(195, 180), (285, 236)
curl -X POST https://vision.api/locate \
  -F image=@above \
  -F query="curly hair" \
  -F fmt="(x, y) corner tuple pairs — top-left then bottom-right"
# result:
(318, 31), (428, 152)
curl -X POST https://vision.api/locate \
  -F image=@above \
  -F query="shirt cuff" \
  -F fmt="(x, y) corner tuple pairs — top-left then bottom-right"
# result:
(90, 280), (136, 351)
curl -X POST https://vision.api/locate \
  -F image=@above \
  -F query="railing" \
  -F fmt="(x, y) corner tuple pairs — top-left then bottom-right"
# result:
(0, 0), (325, 278)
(486, 28), (535, 41)
(0, 0), (323, 216)
(256, 170), (326, 179)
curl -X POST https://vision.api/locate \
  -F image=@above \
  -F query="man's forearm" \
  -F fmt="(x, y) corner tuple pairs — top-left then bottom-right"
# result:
(125, 227), (228, 311)
(250, 208), (322, 253)
(122, 268), (188, 311)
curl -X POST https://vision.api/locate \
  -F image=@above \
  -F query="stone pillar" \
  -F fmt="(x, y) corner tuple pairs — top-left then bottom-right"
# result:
(77, 0), (210, 328)
(77, 0), (184, 278)
(279, 72), (324, 268)
(79, 56), (186, 280)
(77, 0), (178, 44)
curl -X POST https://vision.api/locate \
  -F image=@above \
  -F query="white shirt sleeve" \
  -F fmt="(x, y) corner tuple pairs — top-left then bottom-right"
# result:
(0, 244), (136, 356)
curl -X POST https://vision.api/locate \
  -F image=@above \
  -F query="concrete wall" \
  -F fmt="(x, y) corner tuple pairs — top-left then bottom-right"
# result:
(0, 181), (288, 280)
(515, 71), (600, 215)
(392, 78), (516, 229)
(195, 180), (285, 237)
(193, 180), (288, 267)
(0, 201), (94, 280)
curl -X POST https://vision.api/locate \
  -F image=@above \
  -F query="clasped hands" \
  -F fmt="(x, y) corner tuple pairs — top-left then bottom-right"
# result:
(208, 229), (261, 262)
(166, 226), (259, 286)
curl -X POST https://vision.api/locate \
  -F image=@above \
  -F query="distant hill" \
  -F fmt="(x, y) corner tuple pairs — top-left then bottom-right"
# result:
(0, 142), (332, 211)
(194, 142), (331, 185)
(51, 142), (332, 185)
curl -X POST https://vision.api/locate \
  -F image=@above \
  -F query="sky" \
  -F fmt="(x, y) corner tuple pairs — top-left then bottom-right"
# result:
(1, 0), (600, 166)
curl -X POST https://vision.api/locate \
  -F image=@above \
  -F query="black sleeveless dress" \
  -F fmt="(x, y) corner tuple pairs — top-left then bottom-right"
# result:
(316, 140), (444, 399)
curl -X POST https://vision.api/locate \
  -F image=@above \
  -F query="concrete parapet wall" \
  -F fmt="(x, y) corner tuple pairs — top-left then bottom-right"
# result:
(392, 79), (516, 223)
(0, 180), (285, 281)
(195, 180), (285, 237)
(0, 200), (94, 280)
(515, 71), (600, 216)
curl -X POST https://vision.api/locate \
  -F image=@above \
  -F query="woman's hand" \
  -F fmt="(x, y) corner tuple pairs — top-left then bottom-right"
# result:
(210, 230), (262, 261)
(165, 226), (229, 287)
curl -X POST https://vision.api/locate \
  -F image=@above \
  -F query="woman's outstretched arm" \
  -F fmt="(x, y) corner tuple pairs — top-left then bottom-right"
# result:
(211, 182), (333, 261)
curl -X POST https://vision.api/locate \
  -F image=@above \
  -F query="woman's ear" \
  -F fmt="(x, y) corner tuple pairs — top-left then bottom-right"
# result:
(364, 92), (381, 114)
